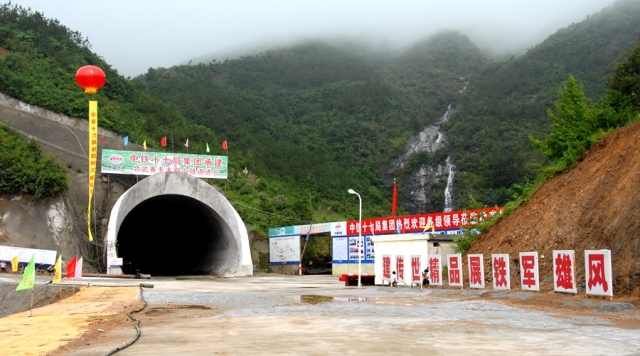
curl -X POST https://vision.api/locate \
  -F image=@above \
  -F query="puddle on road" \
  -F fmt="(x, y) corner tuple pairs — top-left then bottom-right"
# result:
(299, 295), (437, 306)
(300, 295), (372, 304)
(145, 305), (212, 315)
(179, 305), (212, 310)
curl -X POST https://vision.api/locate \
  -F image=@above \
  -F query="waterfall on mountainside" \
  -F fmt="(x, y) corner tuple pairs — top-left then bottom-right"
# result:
(459, 79), (468, 94)
(443, 155), (455, 212)
(389, 100), (458, 214)
(442, 103), (453, 122)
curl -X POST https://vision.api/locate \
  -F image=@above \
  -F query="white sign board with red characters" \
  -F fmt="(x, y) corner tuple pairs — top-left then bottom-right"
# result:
(468, 254), (485, 289)
(553, 250), (577, 294)
(428, 255), (442, 286)
(395, 255), (405, 283)
(519, 252), (539, 292)
(382, 255), (391, 283)
(411, 255), (422, 284)
(371, 234), (429, 286)
(447, 254), (463, 287)
(585, 250), (613, 297)
(492, 254), (510, 290)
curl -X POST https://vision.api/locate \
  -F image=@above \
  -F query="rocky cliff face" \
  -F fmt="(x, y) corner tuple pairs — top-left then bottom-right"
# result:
(390, 104), (456, 214)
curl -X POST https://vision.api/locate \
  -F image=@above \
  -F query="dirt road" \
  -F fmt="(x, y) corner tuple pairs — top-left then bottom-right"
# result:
(1, 274), (632, 356)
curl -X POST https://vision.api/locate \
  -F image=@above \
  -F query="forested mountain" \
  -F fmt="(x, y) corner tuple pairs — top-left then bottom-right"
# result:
(444, 0), (640, 206)
(1, 0), (639, 239)
(138, 0), (640, 211)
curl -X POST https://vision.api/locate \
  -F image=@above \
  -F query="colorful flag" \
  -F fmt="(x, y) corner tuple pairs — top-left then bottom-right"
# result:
(222, 140), (228, 151)
(11, 255), (18, 272)
(52, 255), (62, 284)
(75, 257), (83, 279)
(422, 221), (435, 234)
(184, 138), (189, 148)
(206, 143), (210, 153)
(66, 255), (77, 279)
(391, 179), (397, 217)
(143, 140), (147, 150)
(123, 136), (129, 146)
(100, 134), (105, 144)
(161, 136), (167, 147)
(16, 254), (35, 291)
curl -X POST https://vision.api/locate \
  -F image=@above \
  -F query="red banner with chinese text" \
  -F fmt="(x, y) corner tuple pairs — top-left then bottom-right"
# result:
(345, 207), (502, 236)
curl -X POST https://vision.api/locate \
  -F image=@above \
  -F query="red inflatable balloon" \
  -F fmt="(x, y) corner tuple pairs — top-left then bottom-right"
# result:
(75, 65), (106, 94)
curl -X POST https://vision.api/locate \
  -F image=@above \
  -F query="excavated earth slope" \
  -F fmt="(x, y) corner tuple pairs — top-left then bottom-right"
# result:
(467, 120), (640, 300)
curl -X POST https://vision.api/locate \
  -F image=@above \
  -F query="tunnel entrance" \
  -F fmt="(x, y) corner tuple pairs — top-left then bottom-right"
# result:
(117, 194), (235, 276)
(105, 172), (253, 277)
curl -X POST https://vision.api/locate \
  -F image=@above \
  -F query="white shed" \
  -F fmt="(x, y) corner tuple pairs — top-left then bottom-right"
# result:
(371, 233), (456, 286)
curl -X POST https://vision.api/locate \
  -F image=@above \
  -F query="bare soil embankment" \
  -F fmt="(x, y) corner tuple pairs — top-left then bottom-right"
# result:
(467, 120), (640, 302)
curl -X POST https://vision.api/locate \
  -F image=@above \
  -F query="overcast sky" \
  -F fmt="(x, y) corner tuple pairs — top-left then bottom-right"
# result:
(9, 0), (616, 78)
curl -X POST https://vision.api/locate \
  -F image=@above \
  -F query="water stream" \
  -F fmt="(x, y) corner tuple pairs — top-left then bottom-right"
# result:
(443, 155), (455, 212)
(437, 104), (455, 212)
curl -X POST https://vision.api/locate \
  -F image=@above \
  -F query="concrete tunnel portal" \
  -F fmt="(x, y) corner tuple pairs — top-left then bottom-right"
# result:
(105, 172), (253, 277)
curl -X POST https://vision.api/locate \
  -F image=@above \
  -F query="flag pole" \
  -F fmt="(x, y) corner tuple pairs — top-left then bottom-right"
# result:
(224, 141), (228, 192)
(29, 287), (33, 317)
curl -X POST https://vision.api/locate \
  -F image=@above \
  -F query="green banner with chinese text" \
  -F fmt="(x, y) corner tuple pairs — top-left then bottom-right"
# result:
(101, 149), (227, 179)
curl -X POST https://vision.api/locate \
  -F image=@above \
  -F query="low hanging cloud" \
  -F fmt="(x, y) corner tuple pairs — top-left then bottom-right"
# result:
(11, 0), (616, 77)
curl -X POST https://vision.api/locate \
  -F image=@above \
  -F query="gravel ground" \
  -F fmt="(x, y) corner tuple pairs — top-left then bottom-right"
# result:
(55, 274), (640, 356)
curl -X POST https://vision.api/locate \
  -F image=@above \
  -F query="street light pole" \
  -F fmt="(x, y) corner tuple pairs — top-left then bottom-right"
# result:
(348, 189), (362, 287)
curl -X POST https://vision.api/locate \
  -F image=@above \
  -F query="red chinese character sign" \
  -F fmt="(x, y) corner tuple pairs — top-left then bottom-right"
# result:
(492, 254), (510, 290)
(585, 250), (613, 297)
(468, 254), (485, 289)
(553, 250), (577, 294)
(447, 254), (463, 288)
(428, 255), (442, 286)
(382, 255), (391, 282)
(396, 256), (404, 283)
(519, 252), (539, 292)
(411, 256), (421, 282)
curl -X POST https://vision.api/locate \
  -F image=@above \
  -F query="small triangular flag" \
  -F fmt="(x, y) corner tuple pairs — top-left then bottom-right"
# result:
(123, 136), (129, 146)
(52, 255), (62, 284)
(16, 254), (35, 291)
(206, 143), (210, 153)
(143, 140), (147, 150)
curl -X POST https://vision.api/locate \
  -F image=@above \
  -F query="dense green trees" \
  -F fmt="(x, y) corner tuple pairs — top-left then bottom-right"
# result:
(444, 0), (640, 207)
(609, 37), (640, 111)
(0, 126), (67, 197)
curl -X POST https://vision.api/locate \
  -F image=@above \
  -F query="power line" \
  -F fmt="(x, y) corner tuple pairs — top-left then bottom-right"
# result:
(228, 200), (311, 224)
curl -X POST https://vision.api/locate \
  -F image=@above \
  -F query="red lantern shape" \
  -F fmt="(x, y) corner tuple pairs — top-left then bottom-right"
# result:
(75, 65), (106, 94)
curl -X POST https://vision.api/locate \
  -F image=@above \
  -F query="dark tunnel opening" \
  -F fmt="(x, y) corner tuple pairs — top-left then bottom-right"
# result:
(117, 194), (237, 276)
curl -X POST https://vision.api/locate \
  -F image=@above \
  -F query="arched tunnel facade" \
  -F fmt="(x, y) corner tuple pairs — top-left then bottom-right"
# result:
(105, 172), (253, 276)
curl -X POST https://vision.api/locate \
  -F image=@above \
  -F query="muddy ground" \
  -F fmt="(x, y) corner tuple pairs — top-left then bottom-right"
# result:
(4, 275), (630, 356)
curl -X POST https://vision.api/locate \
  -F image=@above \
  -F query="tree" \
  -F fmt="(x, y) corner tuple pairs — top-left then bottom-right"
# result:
(530, 75), (593, 164)
(609, 38), (640, 110)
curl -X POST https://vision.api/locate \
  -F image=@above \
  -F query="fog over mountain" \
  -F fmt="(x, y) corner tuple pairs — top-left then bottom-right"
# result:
(9, 0), (616, 77)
